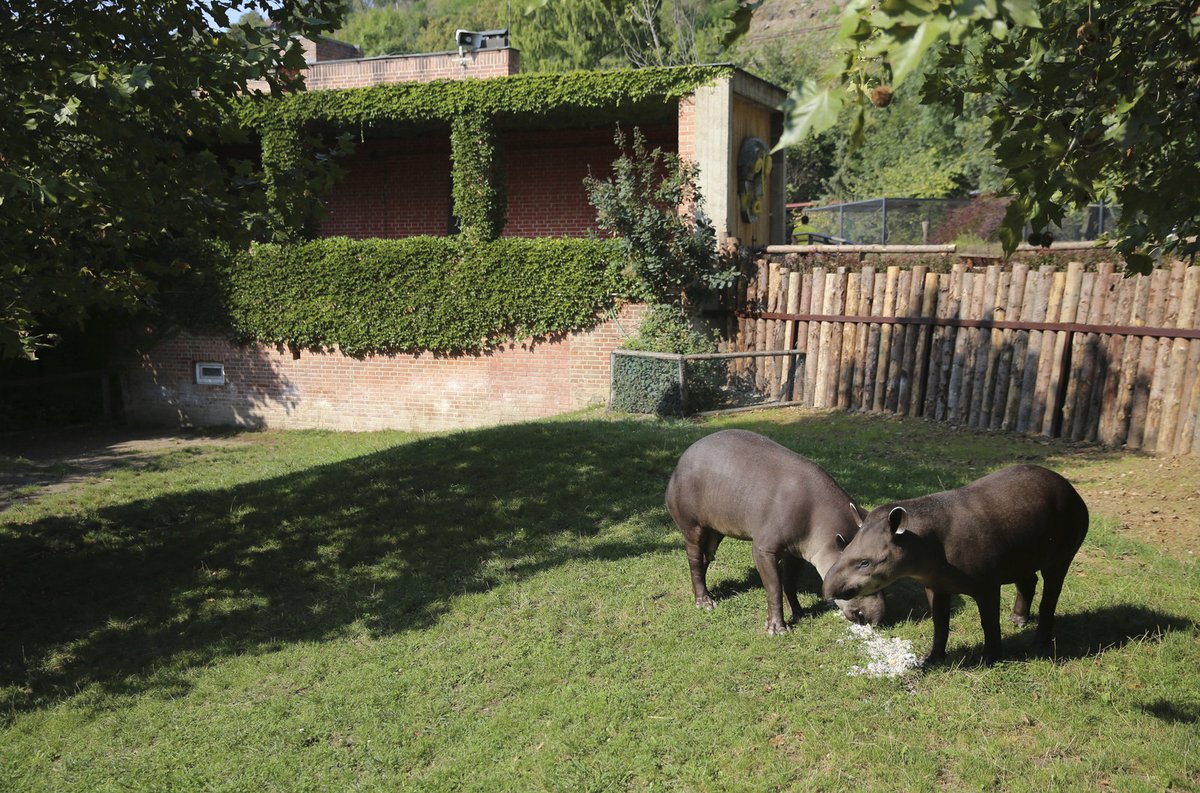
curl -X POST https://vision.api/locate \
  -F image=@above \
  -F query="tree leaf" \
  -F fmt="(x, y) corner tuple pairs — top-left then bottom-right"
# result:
(778, 81), (844, 149)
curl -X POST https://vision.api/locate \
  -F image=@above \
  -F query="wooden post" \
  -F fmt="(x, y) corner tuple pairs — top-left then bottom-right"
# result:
(853, 267), (877, 410)
(1127, 267), (1169, 449)
(1106, 273), (1151, 446)
(781, 267), (802, 400)
(924, 271), (953, 418)
(838, 270), (862, 408)
(1158, 265), (1200, 453)
(1060, 268), (1099, 436)
(1143, 262), (1187, 450)
(804, 268), (826, 406)
(1042, 262), (1085, 437)
(935, 266), (965, 421)
(993, 264), (1029, 430)
(981, 267), (1015, 428)
(909, 270), (940, 416)
(1096, 271), (1137, 444)
(1007, 267), (1049, 432)
(998, 262), (1036, 429)
(862, 268), (887, 411)
(895, 266), (927, 415)
(1025, 270), (1067, 433)
(872, 266), (900, 412)
(968, 265), (1001, 428)
(946, 270), (977, 423)
(794, 271), (814, 401)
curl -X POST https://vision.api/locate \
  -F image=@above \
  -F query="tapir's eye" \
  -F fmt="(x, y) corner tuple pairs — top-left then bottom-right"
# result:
(856, 560), (871, 570)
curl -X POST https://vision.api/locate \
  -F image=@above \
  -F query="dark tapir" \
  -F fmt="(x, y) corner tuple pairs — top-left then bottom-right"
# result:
(823, 464), (1088, 664)
(665, 429), (885, 634)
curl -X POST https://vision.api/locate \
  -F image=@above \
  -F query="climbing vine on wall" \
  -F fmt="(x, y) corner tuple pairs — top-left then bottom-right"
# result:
(160, 236), (632, 355)
(235, 65), (732, 238)
(450, 116), (506, 241)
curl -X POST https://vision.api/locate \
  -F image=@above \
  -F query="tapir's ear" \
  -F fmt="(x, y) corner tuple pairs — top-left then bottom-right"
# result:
(888, 506), (908, 535)
(849, 501), (866, 526)
(835, 533), (848, 551)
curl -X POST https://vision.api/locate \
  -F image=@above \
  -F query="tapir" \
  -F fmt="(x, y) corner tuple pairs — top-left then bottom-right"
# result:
(665, 429), (885, 634)
(823, 464), (1088, 664)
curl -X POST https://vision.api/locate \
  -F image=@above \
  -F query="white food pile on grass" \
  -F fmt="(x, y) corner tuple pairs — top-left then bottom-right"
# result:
(844, 622), (922, 678)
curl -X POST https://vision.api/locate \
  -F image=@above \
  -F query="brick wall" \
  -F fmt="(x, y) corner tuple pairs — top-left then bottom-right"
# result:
(305, 48), (520, 90)
(318, 125), (677, 240)
(503, 125), (676, 238)
(122, 304), (646, 432)
(319, 138), (451, 238)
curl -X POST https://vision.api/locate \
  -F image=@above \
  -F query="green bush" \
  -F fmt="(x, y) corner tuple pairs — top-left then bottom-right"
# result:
(610, 304), (724, 415)
(159, 237), (630, 355)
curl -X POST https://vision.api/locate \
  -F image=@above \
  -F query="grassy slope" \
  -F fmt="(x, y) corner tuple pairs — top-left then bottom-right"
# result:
(1, 411), (1197, 791)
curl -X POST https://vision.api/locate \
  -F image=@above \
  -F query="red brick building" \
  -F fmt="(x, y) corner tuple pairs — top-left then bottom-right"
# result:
(122, 38), (787, 431)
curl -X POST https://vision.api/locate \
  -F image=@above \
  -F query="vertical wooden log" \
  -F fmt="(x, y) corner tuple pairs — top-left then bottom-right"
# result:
(1041, 262), (1085, 437)
(781, 267), (803, 400)
(1176, 269), (1200, 454)
(968, 265), (1001, 428)
(1107, 273), (1151, 446)
(1143, 262), (1188, 450)
(1057, 271), (1096, 437)
(946, 270), (977, 423)
(753, 259), (770, 390)
(871, 266), (901, 412)
(1066, 265), (1111, 440)
(862, 268), (887, 411)
(1127, 267), (1169, 449)
(924, 272), (952, 417)
(993, 264), (1029, 429)
(822, 268), (848, 408)
(1096, 271), (1137, 444)
(935, 266), (965, 421)
(1023, 269), (1066, 433)
(984, 263), (1012, 427)
(884, 269), (913, 412)
(896, 266), (928, 415)
(838, 270), (862, 408)
(793, 271), (814, 400)
(766, 261), (783, 394)
(910, 270), (941, 416)
(853, 267), (877, 410)
(1006, 267), (1049, 431)
(804, 268), (827, 406)
(1158, 265), (1200, 453)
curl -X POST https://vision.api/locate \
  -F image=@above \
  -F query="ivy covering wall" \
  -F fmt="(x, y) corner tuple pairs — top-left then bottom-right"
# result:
(165, 237), (630, 356)
(236, 65), (732, 238)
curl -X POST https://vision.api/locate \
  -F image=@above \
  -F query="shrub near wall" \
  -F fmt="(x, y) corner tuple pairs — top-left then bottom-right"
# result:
(167, 236), (629, 356)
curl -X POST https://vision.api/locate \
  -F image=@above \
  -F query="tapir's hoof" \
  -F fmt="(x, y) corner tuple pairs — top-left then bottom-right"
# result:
(696, 595), (716, 611)
(922, 651), (945, 666)
(1009, 613), (1029, 628)
(766, 621), (791, 636)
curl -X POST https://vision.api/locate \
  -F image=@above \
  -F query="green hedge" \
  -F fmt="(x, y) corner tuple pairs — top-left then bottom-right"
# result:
(163, 236), (630, 356)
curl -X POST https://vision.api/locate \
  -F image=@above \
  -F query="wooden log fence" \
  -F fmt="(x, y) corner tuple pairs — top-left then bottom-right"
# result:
(724, 260), (1200, 455)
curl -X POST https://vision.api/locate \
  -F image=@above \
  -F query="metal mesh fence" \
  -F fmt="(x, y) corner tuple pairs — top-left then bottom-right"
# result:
(800, 198), (1119, 245)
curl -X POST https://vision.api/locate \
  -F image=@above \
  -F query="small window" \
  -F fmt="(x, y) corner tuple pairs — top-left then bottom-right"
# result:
(195, 362), (226, 386)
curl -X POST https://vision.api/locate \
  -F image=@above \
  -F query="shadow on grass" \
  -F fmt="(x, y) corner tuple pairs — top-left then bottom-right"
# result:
(0, 411), (1133, 715)
(911, 603), (1196, 669)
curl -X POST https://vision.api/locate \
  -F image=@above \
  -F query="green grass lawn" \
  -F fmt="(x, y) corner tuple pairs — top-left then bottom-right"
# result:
(1, 410), (1197, 791)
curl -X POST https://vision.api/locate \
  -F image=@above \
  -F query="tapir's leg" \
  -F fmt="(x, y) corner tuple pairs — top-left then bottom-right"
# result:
(752, 543), (789, 635)
(1011, 573), (1037, 627)
(1035, 567), (1068, 646)
(925, 588), (951, 665)
(678, 522), (716, 610)
(975, 585), (1003, 664)
(780, 554), (803, 623)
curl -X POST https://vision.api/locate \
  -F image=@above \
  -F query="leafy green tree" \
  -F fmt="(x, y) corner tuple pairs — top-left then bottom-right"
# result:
(0, 0), (343, 358)
(333, 1), (430, 56)
(779, 0), (1200, 271)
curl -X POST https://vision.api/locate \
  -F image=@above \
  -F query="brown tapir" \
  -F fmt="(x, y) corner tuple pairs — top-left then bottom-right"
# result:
(665, 429), (885, 634)
(823, 464), (1089, 664)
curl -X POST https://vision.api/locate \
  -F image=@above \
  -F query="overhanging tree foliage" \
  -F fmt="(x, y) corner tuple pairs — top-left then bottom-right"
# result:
(0, 0), (343, 358)
(778, 0), (1200, 272)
